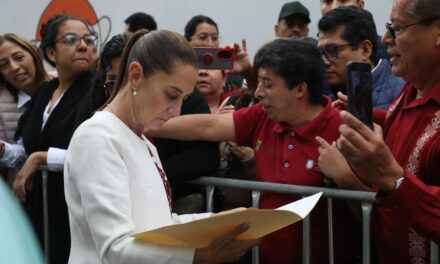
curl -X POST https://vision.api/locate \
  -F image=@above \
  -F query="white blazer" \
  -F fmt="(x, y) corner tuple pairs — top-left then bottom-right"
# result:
(65, 111), (210, 264)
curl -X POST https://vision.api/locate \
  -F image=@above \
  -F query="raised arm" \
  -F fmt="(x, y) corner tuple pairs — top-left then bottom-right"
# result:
(149, 113), (236, 143)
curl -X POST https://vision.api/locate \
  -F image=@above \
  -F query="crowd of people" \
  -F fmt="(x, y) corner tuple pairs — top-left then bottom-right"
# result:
(0, 0), (439, 263)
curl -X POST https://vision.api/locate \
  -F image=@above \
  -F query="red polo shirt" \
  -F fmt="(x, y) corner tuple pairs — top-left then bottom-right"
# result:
(372, 82), (440, 264)
(233, 97), (361, 264)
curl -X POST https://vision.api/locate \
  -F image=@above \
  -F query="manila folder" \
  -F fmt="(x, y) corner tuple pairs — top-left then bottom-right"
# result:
(134, 192), (322, 248)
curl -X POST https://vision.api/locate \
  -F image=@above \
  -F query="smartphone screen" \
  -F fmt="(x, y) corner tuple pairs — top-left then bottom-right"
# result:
(346, 61), (373, 129)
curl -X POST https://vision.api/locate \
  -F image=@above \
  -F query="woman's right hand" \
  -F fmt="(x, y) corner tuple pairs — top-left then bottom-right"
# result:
(12, 151), (47, 201)
(193, 223), (260, 264)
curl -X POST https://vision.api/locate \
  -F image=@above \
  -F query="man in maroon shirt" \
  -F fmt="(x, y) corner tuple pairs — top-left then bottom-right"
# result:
(318, 0), (440, 263)
(151, 38), (361, 263)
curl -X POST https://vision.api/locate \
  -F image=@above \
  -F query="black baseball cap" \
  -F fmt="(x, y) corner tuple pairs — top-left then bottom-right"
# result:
(278, 1), (311, 23)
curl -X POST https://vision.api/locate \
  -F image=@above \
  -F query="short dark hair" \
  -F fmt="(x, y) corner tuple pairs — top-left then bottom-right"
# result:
(39, 14), (93, 67)
(184, 15), (218, 41)
(254, 38), (325, 104)
(124, 12), (157, 32)
(318, 6), (378, 64)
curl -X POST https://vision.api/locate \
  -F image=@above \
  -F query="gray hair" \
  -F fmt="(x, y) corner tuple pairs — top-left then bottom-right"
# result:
(408, 0), (440, 22)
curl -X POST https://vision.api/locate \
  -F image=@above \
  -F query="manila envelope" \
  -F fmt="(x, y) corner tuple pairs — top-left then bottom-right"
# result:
(134, 192), (322, 248)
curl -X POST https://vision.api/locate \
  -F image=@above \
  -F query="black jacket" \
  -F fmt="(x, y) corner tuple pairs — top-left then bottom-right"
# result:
(16, 71), (94, 264)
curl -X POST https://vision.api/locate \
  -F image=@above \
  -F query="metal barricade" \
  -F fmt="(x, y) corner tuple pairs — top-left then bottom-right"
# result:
(31, 166), (52, 263)
(36, 166), (438, 264)
(327, 198), (334, 264)
(191, 177), (438, 264)
(41, 168), (50, 263)
(251, 191), (261, 264)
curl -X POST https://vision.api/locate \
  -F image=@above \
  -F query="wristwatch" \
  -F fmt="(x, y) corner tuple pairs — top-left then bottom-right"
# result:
(394, 177), (404, 190)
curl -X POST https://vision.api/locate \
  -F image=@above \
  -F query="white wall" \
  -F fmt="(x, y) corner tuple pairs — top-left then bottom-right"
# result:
(0, 0), (393, 58)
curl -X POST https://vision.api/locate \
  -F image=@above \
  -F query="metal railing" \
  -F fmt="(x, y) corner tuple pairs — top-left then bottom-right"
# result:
(191, 176), (439, 264)
(41, 168), (50, 262)
(36, 167), (439, 264)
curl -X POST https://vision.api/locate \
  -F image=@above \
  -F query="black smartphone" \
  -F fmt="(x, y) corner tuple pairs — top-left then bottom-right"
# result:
(346, 61), (373, 129)
(193, 47), (234, 70)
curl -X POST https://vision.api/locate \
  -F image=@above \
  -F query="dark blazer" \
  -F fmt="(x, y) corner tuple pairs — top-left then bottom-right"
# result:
(17, 71), (94, 264)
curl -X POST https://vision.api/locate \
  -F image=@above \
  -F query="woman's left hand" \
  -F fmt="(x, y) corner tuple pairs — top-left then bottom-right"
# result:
(13, 151), (47, 201)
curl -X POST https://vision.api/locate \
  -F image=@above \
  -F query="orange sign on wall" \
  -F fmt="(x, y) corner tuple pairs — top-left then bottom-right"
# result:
(35, 0), (111, 45)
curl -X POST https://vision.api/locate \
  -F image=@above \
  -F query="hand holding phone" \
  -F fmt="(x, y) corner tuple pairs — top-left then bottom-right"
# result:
(346, 61), (373, 129)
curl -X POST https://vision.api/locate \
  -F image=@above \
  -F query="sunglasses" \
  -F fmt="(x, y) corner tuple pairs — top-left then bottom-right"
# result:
(56, 33), (98, 48)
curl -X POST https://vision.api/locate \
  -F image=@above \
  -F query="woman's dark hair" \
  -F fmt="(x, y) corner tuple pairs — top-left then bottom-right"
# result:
(184, 15), (218, 41)
(104, 30), (197, 106)
(89, 33), (129, 111)
(0, 33), (50, 101)
(100, 33), (129, 74)
(254, 38), (325, 104)
(39, 14), (93, 67)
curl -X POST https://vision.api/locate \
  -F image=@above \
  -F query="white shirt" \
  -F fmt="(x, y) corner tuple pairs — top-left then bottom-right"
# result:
(65, 111), (210, 264)
(17, 91), (31, 109)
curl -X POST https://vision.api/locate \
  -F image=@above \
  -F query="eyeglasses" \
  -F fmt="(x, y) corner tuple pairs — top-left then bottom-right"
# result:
(192, 33), (220, 43)
(104, 79), (116, 97)
(56, 33), (98, 48)
(385, 17), (440, 40)
(318, 43), (354, 62)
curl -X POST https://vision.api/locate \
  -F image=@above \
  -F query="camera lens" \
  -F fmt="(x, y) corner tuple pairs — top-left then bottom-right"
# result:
(217, 50), (232, 59)
(201, 53), (214, 65)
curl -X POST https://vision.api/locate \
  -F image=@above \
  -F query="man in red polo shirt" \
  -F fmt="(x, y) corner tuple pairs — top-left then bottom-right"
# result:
(318, 0), (440, 263)
(152, 38), (361, 263)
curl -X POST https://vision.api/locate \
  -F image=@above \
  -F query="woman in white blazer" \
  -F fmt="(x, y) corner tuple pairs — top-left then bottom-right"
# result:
(64, 29), (258, 264)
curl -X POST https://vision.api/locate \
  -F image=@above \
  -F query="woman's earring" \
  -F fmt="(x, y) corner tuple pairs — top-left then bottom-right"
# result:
(133, 90), (137, 96)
